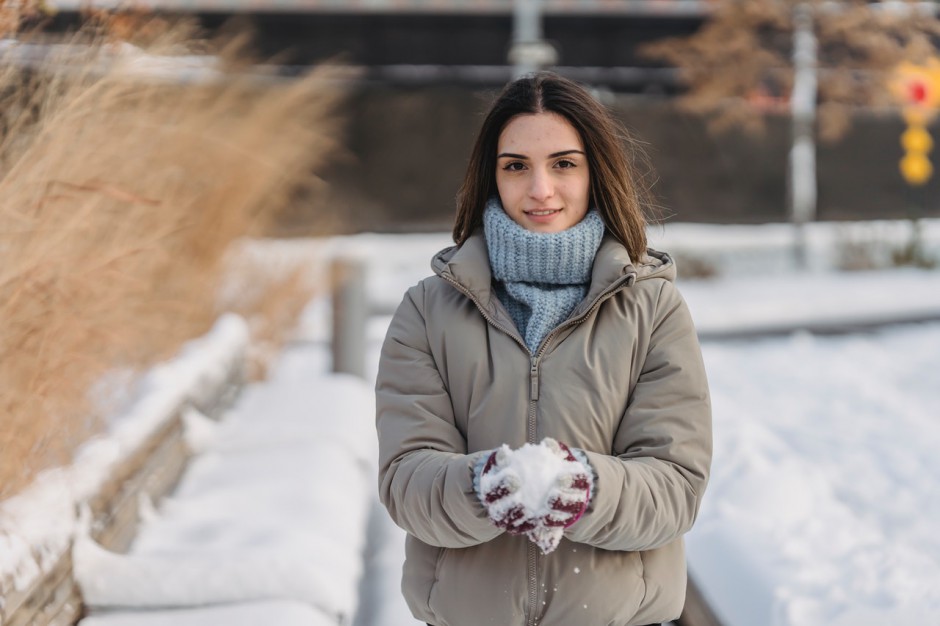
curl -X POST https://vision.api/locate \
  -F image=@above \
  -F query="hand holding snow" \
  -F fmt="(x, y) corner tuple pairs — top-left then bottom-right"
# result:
(475, 438), (593, 554)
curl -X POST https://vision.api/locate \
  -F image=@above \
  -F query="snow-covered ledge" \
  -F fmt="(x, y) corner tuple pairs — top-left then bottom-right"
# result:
(0, 314), (249, 626)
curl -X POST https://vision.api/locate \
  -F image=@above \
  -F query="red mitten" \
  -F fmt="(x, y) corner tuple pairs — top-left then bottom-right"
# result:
(539, 438), (593, 529)
(521, 438), (594, 555)
(474, 446), (538, 534)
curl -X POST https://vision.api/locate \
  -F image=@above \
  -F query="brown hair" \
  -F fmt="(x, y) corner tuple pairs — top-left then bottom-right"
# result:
(453, 72), (653, 262)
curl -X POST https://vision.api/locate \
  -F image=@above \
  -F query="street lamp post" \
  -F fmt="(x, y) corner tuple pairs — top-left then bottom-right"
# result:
(508, 0), (558, 78)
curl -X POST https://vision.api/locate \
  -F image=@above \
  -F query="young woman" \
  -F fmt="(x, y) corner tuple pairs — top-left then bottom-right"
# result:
(376, 72), (712, 626)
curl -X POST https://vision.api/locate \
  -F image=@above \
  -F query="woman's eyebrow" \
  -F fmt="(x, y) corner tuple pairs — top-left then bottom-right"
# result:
(496, 149), (585, 159)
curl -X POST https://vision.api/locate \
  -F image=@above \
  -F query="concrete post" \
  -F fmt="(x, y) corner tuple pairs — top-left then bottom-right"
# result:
(331, 256), (367, 379)
(789, 3), (818, 269)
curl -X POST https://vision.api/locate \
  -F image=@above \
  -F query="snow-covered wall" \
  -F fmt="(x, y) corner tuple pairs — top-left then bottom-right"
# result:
(0, 315), (249, 622)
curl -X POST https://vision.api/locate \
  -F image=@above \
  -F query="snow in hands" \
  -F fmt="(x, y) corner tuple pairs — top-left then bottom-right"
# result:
(476, 437), (593, 554)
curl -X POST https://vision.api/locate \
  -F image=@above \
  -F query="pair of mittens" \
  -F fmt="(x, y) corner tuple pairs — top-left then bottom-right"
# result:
(474, 437), (593, 554)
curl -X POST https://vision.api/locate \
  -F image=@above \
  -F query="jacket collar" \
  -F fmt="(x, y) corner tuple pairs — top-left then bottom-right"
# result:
(431, 231), (496, 307)
(431, 230), (676, 318)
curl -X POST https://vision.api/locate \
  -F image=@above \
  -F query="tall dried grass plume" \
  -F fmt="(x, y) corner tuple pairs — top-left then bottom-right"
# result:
(0, 15), (344, 499)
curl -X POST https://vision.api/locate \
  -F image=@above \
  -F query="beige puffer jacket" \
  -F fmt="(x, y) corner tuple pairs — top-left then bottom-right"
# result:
(376, 231), (712, 626)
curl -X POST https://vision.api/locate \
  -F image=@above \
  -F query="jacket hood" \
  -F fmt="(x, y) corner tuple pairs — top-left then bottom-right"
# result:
(634, 246), (676, 282)
(431, 231), (675, 308)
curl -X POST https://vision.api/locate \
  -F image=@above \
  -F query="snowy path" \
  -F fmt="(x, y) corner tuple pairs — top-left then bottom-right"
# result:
(73, 344), (376, 626)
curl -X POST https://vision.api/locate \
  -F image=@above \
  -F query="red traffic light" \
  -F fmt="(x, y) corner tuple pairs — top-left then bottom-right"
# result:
(909, 80), (929, 105)
(891, 61), (940, 119)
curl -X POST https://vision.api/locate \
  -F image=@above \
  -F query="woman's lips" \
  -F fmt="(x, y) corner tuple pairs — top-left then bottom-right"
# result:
(524, 208), (562, 222)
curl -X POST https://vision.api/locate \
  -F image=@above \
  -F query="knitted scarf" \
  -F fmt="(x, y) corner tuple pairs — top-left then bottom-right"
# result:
(483, 198), (605, 353)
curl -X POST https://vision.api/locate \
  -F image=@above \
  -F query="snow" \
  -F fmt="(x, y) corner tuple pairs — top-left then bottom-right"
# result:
(0, 315), (248, 597)
(682, 269), (940, 336)
(74, 344), (377, 625)
(687, 324), (940, 625)
(482, 443), (568, 519)
(645, 218), (940, 275)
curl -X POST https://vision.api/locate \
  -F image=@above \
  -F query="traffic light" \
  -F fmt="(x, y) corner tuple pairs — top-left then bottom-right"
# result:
(900, 120), (933, 185)
(891, 60), (940, 186)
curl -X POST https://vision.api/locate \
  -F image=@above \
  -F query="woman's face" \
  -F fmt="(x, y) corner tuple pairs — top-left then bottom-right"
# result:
(495, 112), (591, 233)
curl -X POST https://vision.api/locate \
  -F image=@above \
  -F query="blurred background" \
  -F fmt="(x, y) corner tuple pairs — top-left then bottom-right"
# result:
(2, 2), (939, 626)
(34, 0), (940, 232)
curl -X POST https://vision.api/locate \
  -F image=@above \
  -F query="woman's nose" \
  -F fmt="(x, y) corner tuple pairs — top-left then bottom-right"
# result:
(527, 168), (554, 200)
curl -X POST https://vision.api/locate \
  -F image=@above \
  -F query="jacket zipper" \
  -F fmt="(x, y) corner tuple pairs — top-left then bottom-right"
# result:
(527, 356), (539, 626)
(439, 270), (635, 626)
(528, 275), (634, 626)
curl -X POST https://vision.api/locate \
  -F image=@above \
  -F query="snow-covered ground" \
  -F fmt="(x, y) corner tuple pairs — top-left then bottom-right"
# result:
(73, 347), (376, 626)
(690, 323), (940, 625)
(3, 219), (939, 626)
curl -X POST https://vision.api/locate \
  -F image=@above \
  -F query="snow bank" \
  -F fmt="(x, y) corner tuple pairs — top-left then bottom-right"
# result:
(688, 324), (940, 625)
(681, 268), (940, 336)
(0, 315), (248, 599)
(74, 344), (376, 624)
(647, 218), (940, 275)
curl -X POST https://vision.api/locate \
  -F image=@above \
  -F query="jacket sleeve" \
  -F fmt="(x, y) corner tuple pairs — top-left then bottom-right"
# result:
(375, 282), (502, 548)
(565, 280), (712, 551)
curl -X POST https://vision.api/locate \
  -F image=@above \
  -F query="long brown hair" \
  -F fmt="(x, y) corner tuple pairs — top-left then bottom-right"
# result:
(453, 72), (653, 262)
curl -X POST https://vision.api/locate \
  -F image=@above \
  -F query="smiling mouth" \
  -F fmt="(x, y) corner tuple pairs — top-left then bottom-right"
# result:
(525, 209), (562, 216)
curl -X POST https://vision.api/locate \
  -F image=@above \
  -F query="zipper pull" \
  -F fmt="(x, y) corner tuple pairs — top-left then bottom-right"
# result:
(530, 358), (540, 401)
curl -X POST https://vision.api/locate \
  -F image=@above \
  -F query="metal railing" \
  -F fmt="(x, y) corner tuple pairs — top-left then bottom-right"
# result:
(48, 0), (712, 16)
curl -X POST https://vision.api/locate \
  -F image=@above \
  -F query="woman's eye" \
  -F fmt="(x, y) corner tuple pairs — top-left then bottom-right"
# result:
(555, 159), (576, 169)
(503, 162), (525, 172)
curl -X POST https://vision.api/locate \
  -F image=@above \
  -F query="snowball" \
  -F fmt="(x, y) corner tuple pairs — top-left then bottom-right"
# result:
(478, 439), (591, 554)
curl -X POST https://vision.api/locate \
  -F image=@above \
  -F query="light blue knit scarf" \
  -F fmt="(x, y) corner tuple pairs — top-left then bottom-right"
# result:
(483, 198), (605, 352)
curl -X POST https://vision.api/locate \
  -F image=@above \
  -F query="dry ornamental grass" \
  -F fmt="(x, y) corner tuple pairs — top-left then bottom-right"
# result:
(0, 16), (343, 499)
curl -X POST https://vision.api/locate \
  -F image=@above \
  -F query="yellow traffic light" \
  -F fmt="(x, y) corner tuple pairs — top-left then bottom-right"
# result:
(902, 125), (933, 153)
(899, 118), (934, 186)
(900, 152), (933, 186)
